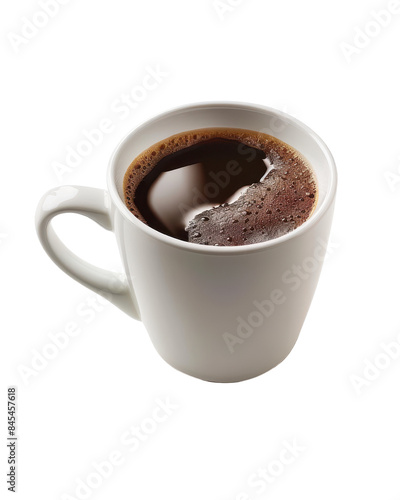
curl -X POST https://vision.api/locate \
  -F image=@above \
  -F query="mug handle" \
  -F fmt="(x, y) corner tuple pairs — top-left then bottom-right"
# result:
(35, 185), (140, 319)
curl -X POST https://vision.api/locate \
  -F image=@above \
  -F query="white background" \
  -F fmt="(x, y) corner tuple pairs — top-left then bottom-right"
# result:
(1, 0), (400, 499)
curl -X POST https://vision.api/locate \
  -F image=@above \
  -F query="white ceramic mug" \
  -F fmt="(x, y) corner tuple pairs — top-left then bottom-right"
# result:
(36, 102), (337, 382)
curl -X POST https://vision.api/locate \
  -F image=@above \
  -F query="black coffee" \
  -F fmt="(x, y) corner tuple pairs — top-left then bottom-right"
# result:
(123, 128), (317, 246)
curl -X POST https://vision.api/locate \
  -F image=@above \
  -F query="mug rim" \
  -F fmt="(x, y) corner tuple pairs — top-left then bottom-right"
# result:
(107, 101), (337, 255)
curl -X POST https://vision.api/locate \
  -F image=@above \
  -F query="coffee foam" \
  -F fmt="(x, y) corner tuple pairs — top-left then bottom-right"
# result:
(123, 128), (318, 245)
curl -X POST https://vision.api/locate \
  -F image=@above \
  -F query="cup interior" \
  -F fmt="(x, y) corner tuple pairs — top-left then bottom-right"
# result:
(110, 103), (336, 234)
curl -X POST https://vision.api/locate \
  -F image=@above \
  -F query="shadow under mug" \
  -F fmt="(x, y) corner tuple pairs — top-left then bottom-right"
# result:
(36, 102), (337, 382)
